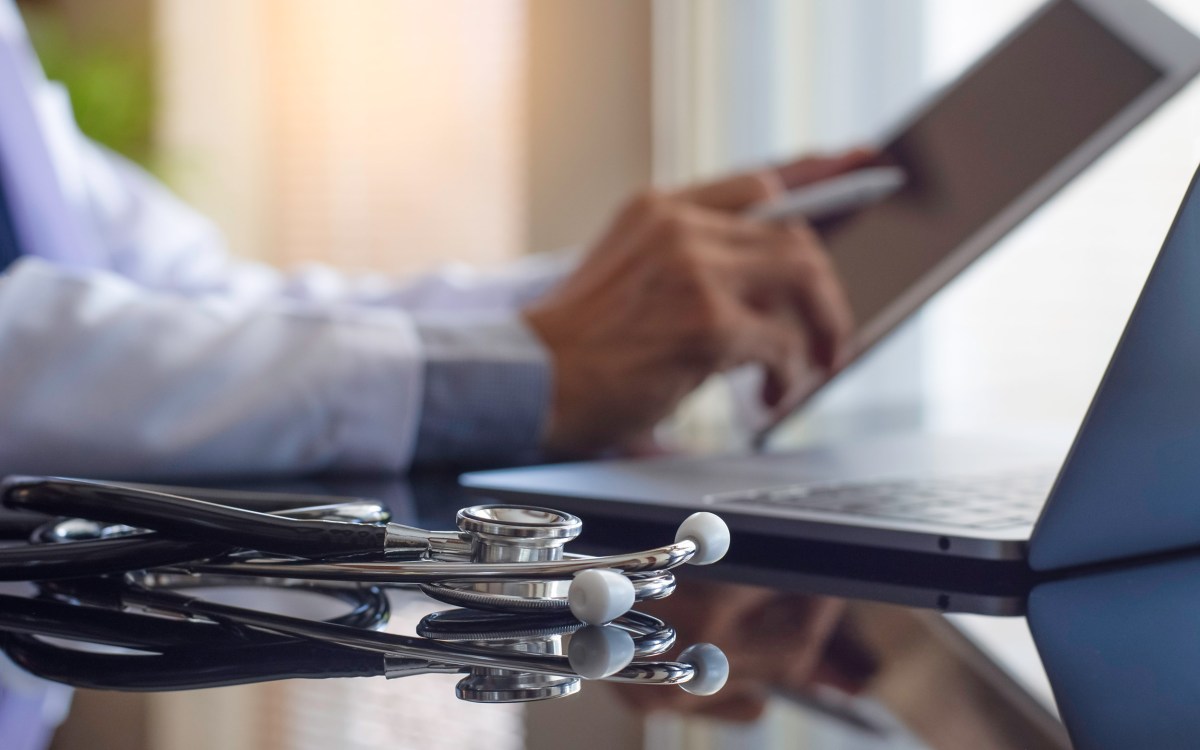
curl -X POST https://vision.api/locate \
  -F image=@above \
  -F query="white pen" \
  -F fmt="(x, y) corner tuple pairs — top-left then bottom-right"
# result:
(745, 166), (906, 223)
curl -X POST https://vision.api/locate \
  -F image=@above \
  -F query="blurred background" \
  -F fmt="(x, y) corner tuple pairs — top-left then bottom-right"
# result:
(19, 0), (1200, 748)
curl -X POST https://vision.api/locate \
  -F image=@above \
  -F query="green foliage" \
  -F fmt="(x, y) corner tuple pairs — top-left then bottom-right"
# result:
(20, 6), (156, 168)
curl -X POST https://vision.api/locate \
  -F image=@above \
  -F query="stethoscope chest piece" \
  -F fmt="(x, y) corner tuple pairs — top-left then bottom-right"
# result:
(457, 504), (582, 563)
(421, 505), (583, 615)
(421, 504), (679, 623)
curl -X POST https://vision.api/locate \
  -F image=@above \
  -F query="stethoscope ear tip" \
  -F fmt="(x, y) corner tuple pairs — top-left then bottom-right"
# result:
(678, 642), (729, 696)
(676, 512), (731, 565)
(567, 625), (636, 679)
(568, 568), (636, 625)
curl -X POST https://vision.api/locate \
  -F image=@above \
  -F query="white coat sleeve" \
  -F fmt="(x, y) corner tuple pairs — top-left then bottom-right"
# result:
(0, 257), (425, 479)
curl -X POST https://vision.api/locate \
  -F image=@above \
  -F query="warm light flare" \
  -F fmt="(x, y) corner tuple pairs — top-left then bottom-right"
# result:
(157, 0), (526, 274)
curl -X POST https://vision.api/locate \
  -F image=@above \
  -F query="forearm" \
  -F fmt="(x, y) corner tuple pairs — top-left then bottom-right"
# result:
(266, 248), (579, 313)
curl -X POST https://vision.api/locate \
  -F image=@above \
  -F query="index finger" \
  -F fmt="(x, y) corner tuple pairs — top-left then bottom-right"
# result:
(776, 148), (879, 190)
(673, 171), (785, 212)
(727, 228), (856, 371)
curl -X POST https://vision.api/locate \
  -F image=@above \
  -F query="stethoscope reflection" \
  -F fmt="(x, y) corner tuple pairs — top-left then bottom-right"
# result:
(1, 575), (728, 704)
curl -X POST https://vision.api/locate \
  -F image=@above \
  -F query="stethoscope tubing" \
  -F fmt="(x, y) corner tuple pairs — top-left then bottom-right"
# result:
(0, 534), (227, 581)
(0, 496), (391, 582)
(4, 477), (389, 559)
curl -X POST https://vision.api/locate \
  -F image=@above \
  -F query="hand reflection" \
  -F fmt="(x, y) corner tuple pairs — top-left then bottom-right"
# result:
(612, 580), (877, 721)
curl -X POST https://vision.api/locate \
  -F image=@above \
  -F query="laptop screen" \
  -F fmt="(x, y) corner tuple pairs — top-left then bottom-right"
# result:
(1030, 158), (1200, 570)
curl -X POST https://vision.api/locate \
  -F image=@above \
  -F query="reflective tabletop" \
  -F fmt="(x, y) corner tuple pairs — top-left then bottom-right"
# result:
(1, 472), (1192, 750)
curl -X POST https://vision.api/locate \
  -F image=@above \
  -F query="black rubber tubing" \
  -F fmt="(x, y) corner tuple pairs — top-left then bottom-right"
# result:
(2, 477), (387, 559)
(0, 534), (227, 581)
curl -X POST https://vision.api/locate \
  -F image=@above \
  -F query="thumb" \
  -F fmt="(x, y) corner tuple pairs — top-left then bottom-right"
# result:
(776, 148), (879, 190)
(673, 171), (785, 213)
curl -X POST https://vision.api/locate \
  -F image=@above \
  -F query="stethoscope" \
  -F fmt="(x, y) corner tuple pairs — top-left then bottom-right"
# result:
(3, 576), (729, 702)
(1, 476), (731, 625)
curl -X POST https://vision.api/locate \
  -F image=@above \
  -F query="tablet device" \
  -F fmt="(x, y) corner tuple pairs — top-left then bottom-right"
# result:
(754, 0), (1200, 444)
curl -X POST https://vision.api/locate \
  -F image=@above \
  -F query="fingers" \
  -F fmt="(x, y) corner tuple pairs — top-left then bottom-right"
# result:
(721, 311), (811, 408)
(768, 228), (854, 370)
(597, 191), (764, 265)
(776, 147), (879, 190)
(668, 146), (878, 219)
(641, 205), (851, 399)
(718, 224), (855, 373)
(615, 190), (816, 248)
(562, 188), (852, 421)
(673, 170), (785, 212)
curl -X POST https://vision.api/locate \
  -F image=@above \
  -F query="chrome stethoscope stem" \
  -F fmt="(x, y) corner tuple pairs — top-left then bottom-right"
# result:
(184, 541), (697, 583)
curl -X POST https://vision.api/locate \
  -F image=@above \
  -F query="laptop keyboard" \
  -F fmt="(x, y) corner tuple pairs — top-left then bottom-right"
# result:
(708, 471), (1055, 530)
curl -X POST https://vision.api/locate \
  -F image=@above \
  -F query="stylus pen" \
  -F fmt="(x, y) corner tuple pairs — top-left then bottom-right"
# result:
(745, 166), (905, 224)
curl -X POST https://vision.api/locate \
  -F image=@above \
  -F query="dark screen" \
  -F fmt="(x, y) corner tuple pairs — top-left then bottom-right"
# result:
(826, 0), (1163, 324)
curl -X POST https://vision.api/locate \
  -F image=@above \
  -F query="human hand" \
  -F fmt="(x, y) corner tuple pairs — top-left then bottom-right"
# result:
(523, 150), (872, 457)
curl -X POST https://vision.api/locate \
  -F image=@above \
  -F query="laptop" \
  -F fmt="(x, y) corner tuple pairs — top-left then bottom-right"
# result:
(463, 5), (1200, 572)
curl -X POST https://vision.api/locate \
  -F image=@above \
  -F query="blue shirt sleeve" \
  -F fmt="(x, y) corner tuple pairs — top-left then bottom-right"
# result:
(410, 312), (552, 468)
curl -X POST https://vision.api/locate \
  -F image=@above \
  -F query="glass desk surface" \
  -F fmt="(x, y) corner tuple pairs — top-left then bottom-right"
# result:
(0, 471), (1190, 750)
